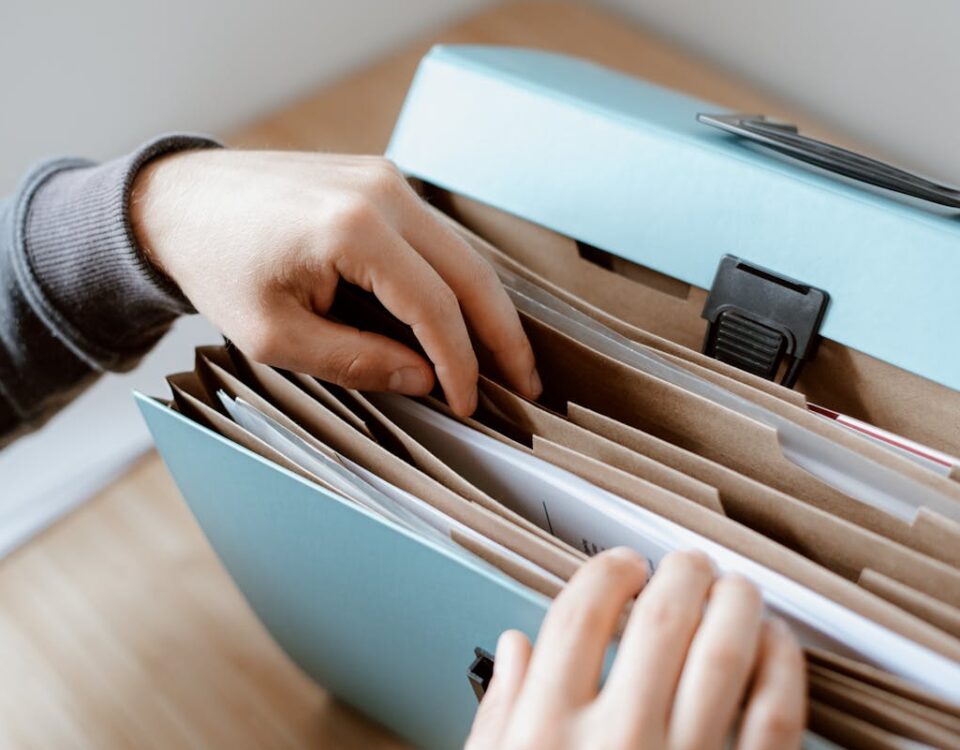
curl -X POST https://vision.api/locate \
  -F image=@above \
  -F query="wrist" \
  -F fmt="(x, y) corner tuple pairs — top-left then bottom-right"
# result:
(130, 150), (184, 282)
(16, 134), (221, 371)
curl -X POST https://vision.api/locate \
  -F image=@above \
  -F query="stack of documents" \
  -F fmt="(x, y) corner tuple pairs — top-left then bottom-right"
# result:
(156, 213), (960, 750)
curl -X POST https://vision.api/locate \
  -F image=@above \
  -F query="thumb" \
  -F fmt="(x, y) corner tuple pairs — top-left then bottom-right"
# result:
(466, 630), (533, 750)
(246, 303), (435, 395)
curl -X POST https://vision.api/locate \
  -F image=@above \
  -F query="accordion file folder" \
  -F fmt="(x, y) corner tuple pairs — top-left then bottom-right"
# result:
(139, 46), (960, 749)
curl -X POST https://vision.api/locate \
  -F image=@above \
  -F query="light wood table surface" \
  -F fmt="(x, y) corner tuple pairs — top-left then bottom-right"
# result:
(0, 3), (834, 748)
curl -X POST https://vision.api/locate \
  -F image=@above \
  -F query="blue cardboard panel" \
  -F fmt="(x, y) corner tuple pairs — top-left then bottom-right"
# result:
(387, 45), (960, 393)
(136, 394), (550, 750)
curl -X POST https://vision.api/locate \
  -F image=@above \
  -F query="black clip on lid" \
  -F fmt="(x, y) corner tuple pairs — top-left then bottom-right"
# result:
(701, 255), (829, 388)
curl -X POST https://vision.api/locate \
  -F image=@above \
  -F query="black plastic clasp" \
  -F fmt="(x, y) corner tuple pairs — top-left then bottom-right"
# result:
(467, 647), (495, 703)
(701, 255), (829, 388)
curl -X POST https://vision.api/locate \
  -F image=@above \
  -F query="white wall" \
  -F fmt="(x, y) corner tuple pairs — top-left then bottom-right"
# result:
(0, 0), (491, 192)
(589, 0), (960, 183)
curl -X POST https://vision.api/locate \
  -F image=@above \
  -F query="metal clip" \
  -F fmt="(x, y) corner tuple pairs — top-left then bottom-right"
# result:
(697, 113), (960, 209)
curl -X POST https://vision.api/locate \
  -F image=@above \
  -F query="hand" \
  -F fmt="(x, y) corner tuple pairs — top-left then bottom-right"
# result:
(467, 548), (806, 750)
(130, 150), (542, 415)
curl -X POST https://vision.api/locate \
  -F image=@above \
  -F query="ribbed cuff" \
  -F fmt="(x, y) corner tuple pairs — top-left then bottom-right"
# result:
(12, 133), (222, 372)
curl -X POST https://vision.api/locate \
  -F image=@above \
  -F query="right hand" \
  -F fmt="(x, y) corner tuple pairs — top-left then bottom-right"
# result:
(131, 150), (542, 416)
(466, 548), (806, 750)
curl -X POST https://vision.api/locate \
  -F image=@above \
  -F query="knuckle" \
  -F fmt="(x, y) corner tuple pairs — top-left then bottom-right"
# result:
(550, 594), (608, 639)
(588, 718), (642, 750)
(468, 255), (500, 291)
(504, 719), (562, 750)
(434, 283), (461, 313)
(330, 194), (377, 236)
(591, 548), (646, 580)
(330, 349), (370, 387)
(641, 594), (687, 633)
(755, 701), (805, 742)
(365, 159), (403, 193)
(704, 640), (749, 674)
(667, 549), (714, 578)
(718, 573), (762, 608)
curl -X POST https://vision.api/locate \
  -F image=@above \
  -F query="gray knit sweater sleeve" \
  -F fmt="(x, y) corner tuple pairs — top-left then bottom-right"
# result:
(0, 134), (220, 448)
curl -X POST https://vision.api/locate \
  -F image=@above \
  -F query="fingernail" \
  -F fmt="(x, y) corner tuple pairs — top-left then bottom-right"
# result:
(388, 367), (429, 394)
(466, 387), (478, 415)
(608, 546), (639, 562)
(528, 367), (543, 398)
(607, 547), (647, 572)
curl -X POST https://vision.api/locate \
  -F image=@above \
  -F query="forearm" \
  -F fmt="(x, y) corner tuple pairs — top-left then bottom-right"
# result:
(0, 134), (219, 449)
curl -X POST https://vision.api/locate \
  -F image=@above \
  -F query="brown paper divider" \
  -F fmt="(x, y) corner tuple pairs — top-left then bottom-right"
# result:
(195, 344), (237, 397)
(810, 700), (930, 750)
(809, 664), (960, 736)
(227, 348), (577, 558)
(667, 325), (960, 518)
(433, 200), (808, 410)
(286, 372), (375, 439)
(524, 313), (960, 575)
(566, 404), (960, 615)
(290, 380), (424, 465)
(952, 465), (960, 483)
(807, 647), (960, 719)
(478, 377), (726, 515)
(807, 663), (960, 739)
(167, 369), (218, 411)
(197, 354), (341, 462)
(859, 569), (960, 639)
(809, 667), (960, 748)
(348, 391), (500, 503)
(196, 349), (581, 582)
(450, 529), (564, 601)
(531, 438), (960, 662)
(908, 509), (960, 568)
(435, 191), (960, 460)
(166, 372), (329, 490)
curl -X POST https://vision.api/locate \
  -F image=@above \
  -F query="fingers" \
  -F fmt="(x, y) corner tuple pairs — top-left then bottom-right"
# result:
(597, 550), (715, 745)
(466, 631), (532, 750)
(330, 212), (480, 415)
(668, 575), (765, 750)
(735, 619), (806, 750)
(401, 203), (542, 401)
(243, 299), (435, 394)
(515, 548), (649, 714)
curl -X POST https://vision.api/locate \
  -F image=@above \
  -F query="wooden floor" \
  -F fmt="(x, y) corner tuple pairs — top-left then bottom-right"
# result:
(0, 3), (831, 748)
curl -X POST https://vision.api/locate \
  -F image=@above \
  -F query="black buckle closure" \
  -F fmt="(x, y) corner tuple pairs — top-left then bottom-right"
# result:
(701, 255), (829, 388)
(467, 647), (495, 702)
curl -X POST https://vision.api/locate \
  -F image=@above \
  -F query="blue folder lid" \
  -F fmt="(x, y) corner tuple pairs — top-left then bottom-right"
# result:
(387, 45), (960, 392)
